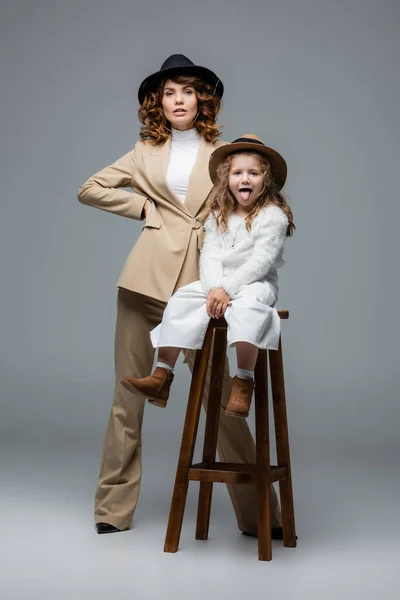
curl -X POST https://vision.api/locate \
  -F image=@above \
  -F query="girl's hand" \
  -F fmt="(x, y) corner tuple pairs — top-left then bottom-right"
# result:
(206, 288), (231, 319)
(143, 199), (154, 220)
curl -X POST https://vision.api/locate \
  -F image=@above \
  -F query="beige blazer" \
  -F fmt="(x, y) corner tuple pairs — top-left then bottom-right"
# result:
(78, 135), (225, 302)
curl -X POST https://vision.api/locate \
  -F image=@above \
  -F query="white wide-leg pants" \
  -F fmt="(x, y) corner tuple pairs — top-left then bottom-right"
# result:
(150, 280), (281, 351)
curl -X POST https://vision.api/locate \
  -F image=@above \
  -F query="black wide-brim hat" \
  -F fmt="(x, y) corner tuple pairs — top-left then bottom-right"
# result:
(209, 134), (287, 190)
(138, 54), (224, 104)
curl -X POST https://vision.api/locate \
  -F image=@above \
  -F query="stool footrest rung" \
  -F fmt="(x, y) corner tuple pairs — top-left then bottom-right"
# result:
(188, 462), (288, 484)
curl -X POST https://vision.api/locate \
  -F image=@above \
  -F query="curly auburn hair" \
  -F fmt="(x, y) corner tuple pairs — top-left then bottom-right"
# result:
(204, 152), (295, 236)
(138, 75), (221, 145)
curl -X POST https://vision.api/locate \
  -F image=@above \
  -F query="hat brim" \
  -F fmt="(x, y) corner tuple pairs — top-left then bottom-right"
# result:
(138, 65), (224, 104)
(209, 142), (287, 190)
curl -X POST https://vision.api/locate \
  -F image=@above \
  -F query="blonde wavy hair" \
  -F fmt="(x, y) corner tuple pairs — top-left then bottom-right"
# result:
(138, 75), (221, 145)
(204, 152), (295, 236)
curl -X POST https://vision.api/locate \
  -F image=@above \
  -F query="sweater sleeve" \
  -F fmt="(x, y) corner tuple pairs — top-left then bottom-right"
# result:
(222, 207), (288, 297)
(199, 214), (224, 294)
(77, 148), (148, 220)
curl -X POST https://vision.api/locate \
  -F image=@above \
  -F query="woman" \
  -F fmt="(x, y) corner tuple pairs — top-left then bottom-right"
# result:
(78, 54), (283, 537)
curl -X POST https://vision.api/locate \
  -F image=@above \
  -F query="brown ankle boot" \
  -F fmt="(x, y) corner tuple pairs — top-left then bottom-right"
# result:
(120, 367), (174, 408)
(225, 376), (255, 419)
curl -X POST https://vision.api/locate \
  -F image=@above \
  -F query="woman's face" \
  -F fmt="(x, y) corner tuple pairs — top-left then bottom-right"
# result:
(161, 79), (198, 130)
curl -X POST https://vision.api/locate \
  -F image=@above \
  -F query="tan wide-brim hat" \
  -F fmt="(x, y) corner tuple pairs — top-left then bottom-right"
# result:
(209, 134), (287, 189)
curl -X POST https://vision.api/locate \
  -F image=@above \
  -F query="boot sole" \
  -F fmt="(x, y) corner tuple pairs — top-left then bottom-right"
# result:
(225, 409), (248, 419)
(120, 379), (167, 407)
(148, 398), (167, 408)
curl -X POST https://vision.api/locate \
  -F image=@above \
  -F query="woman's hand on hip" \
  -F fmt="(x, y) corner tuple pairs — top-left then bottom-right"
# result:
(206, 288), (231, 319)
(143, 199), (154, 220)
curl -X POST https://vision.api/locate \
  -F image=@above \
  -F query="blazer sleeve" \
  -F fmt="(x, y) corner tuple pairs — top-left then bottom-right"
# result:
(77, 148), (148, 220)
(199, 214), (224, 294)
(222, 207), (288, 297)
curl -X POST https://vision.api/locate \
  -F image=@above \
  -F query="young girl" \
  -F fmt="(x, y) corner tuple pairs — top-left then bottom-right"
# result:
(122, 134), (295, 418)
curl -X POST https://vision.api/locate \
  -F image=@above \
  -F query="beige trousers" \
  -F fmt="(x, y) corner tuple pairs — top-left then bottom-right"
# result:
(94, 288), (282, 533)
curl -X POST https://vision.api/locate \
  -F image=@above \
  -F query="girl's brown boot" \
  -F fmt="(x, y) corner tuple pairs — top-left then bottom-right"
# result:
(121, 367), (174, 408)
(225, 376), (254, 419)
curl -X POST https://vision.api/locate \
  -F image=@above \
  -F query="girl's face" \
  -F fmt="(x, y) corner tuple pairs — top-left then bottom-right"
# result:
(228, 154), (264, 212)
(161, 79), (198, 130)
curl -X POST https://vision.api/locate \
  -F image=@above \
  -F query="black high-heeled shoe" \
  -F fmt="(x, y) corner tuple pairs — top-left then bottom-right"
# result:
(96, 522), (125, 534)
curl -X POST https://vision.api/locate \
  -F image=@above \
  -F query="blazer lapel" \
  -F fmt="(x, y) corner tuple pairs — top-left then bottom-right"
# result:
(145, 138), (191, 214)
(184, 136), (215, 217)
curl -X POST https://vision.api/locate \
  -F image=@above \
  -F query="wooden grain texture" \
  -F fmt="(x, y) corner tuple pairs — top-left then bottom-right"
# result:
(164, 324), (214, 553)
(255, 350), (272, 561)
(189, 463), (287, 484)
(269, 338), (297, 548)
(195, 326), (227, 540)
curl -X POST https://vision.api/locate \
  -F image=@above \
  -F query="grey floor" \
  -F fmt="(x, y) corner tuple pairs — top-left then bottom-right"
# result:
(2, 426), (399, 600)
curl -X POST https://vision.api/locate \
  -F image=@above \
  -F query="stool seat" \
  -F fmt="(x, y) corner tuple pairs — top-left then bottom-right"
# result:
(163, 311), (296, 561)
(275, 310), (289, 319)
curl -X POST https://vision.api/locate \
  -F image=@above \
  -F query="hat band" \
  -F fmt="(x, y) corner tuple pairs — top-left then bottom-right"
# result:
(232, 137), (265, 146)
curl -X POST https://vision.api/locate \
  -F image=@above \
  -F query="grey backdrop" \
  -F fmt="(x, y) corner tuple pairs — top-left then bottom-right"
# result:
(1, 1), (399, 599)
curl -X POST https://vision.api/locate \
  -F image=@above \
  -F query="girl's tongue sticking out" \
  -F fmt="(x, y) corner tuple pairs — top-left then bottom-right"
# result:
(239, 188), (252, 201)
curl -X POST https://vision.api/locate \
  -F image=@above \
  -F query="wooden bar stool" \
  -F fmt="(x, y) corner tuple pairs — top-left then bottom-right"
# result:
(164, 311), (296, 561)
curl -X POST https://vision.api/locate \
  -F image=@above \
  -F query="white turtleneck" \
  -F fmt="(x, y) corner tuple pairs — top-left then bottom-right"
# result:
(166, 127), (201, 203)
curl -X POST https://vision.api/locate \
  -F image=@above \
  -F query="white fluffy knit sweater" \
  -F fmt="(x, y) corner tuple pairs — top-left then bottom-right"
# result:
(199, 205), (288, 297)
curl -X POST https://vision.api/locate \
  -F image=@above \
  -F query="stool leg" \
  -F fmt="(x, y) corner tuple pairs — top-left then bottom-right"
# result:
(164, 325), (214, 553)
(195, 326), (227, 540)
(254, 350), (272, 561)
(269, 338), (296, 548)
